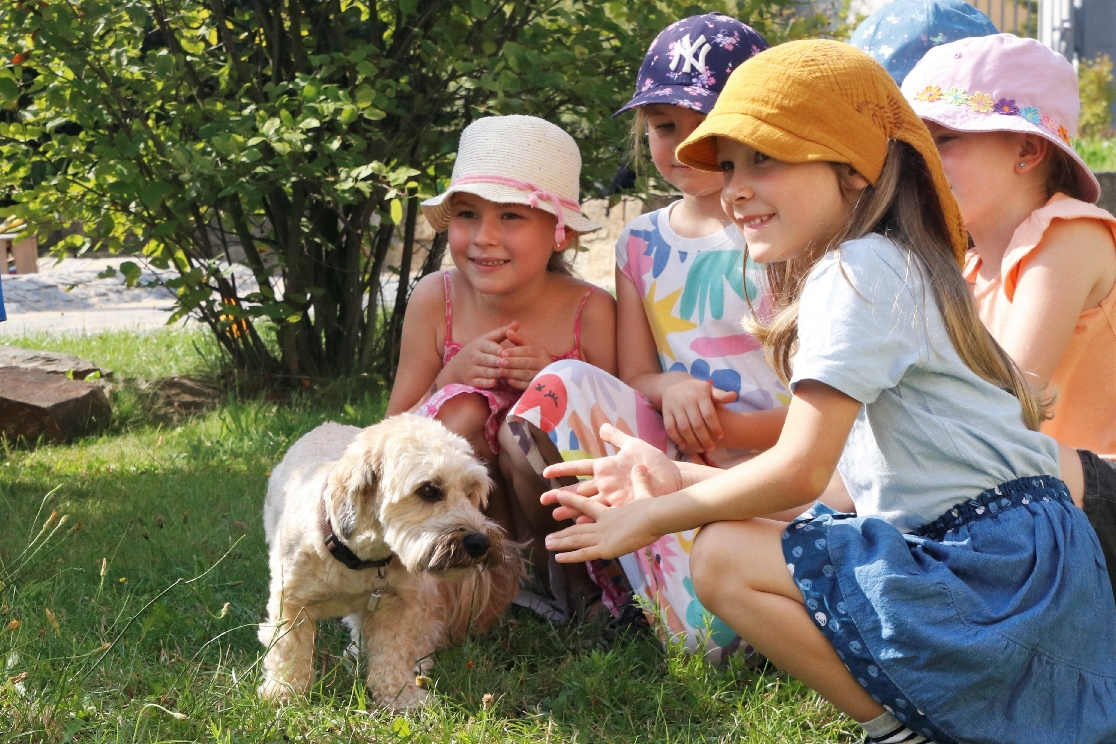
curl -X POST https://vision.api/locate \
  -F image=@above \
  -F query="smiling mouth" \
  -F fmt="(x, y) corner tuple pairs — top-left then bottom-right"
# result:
(471, 258), (510, 267)
(740, 214), (773, 229)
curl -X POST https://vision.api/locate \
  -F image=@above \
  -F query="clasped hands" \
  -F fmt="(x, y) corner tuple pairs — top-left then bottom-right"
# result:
(437, 322), (551, 390)
(541, 423), (682, 563)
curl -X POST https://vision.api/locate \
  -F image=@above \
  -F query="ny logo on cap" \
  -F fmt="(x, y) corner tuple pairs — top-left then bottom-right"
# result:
(670, 34), (711, 73)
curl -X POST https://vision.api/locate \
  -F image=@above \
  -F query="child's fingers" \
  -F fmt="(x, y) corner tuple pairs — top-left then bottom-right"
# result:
(597, 423), (634, 449)
(665, 408), (705, 453)
(504, 327), (533, 347)
(683, 406), (718, 450)
(711, 387), (738, 404)
(540, 480), (598, 507)
(481, 323), (516, 343)
(696, 396), (725, 440)
(543, 459), (595, 480)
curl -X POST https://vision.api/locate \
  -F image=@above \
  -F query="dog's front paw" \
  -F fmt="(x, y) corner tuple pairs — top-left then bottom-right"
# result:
(389, 682), (429, 711)
(370, 675), (429, 711)
(258, 678), (296, 704)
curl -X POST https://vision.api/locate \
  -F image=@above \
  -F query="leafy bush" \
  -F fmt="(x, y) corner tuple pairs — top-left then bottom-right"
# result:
(0, 0), (830, 381)
(1079, 53), (1115, 139)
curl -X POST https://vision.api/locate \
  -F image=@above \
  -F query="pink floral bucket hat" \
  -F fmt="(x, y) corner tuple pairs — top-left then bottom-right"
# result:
(902, 33), (1100, 204)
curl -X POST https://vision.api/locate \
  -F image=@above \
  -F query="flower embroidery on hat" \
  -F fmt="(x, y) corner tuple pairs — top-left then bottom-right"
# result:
(921, 87), (1073, 144)
(943, 86), (969, 105)
(916, 85), (942, 102)
(993, 98), (1018, 115)
(967, 92), (993, 113)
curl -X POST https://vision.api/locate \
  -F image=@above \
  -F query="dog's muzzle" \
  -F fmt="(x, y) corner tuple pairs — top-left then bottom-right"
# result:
(424, 527), (505, 574)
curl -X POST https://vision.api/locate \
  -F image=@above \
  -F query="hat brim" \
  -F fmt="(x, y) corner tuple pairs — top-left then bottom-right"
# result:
(676, 110), (873, 176)
(912, 101), (1101, 204)
(420, 183), (602, 234)
(612, 85), (718, 119)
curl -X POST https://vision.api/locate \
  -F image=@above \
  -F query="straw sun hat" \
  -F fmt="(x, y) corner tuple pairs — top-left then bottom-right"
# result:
(420, 115), (602, 243)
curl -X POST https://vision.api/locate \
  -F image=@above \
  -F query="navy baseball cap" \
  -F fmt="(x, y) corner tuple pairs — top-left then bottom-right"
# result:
(613, 13), (769, 118)
(850, 0), (998, 85)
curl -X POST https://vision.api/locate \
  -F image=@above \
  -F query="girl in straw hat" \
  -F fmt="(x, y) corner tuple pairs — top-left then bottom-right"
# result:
(903, 34), (1116, 604)
(386, 115), (616, 557)
(542, 40), (1116, 744)
(498, 14), (806, 646)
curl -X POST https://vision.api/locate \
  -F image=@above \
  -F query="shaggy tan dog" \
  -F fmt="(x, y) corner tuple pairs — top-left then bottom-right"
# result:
(257, 414), (522, 709)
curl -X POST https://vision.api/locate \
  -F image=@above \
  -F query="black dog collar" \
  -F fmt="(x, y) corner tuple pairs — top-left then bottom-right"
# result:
(318, 494), (393, 571)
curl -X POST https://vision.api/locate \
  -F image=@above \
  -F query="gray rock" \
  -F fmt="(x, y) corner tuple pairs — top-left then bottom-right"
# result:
(0, 346), (112, 380)
(0, 367), (112, 443)
(1096, 172), (1116, 218)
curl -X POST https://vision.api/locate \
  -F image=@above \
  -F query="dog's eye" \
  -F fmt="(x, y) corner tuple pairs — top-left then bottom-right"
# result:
(416, 482), (444, 503)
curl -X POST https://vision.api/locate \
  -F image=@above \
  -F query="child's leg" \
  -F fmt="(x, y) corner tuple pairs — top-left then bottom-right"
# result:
(431, 393), (513, 535)
(690, 519), (884, 722)
(497, 420), (598, 611)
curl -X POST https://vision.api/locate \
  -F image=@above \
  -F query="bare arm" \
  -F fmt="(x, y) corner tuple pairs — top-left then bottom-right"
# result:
(545, 380), (861, 562)
(996, 218), (1116, 389)
(385, 273), (450, 416)
(716, 406), (788, 452)
(576, 287), (618, 376)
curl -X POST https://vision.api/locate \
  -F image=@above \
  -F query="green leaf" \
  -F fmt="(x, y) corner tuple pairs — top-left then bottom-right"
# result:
(389, 199), (403, 225)
(139, 181), (175, 210)
(0, 78), (18, 103)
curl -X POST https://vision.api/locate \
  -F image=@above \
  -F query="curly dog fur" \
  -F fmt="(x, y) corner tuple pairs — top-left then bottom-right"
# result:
(257, 414), (522, 709)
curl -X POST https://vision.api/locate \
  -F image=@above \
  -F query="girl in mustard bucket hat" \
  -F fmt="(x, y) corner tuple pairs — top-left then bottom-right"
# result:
(386, 115), (617, 588)
(542, 40), (1116, 744)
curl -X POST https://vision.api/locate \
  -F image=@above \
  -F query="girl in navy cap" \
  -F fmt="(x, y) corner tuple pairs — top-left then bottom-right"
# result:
(498, 14), (812, 660)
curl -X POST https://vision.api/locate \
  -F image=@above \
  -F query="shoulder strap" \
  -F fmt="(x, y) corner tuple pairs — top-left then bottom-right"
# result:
(442, 270), (454, 345)
(570, 286), (596, 355)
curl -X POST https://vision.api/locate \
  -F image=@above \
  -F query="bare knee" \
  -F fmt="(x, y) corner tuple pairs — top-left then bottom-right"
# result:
(690, 522), (739, 613)
(434, 393), (493, 458)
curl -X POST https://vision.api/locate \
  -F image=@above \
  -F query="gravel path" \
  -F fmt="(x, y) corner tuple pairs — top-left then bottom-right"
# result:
(0, 257), (259, 336)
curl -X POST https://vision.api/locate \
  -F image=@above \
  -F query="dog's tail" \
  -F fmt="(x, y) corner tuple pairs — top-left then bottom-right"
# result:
(439, 540), (526, 644)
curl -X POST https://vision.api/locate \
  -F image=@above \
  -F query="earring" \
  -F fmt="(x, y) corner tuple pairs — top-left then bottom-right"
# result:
(1017, 161), (1027, 170)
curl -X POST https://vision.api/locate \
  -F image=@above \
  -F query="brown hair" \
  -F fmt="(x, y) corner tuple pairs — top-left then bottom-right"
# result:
(627, 108), (650, 176)
(747, 140), (1049, 430)
(1043, 147), (1084, 201)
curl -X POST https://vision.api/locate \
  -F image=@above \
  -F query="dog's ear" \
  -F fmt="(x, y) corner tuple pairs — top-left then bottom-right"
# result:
(325, 431), (384, 539)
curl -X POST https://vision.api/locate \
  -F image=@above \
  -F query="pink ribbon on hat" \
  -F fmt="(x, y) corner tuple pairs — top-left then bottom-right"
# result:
(451, 174), (580, 244)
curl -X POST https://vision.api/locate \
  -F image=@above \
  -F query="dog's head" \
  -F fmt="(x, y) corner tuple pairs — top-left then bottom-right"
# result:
(324, 413), (504, 578)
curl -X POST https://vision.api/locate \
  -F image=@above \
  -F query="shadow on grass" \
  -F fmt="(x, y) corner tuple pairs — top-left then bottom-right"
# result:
(0, 389), (857, 743)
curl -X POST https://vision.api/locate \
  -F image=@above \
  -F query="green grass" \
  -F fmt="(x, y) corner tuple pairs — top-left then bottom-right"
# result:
(0, 330), (858, 743)
(1077, 137), (1116, 172)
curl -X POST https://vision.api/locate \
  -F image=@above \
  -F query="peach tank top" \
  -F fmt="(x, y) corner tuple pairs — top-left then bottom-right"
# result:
(965, 194), (1116, 456)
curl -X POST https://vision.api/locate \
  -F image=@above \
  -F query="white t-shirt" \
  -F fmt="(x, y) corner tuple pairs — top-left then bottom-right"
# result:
(790, 233), (1060, 533)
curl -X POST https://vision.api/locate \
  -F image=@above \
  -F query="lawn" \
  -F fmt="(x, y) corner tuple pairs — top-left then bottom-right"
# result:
(1078, 136), (1116, 171)
(0, 328), (857, 743)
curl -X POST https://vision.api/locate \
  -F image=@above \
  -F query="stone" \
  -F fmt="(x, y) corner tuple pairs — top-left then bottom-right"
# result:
(1096, 171), (1116, 218)
(0, 367), (112, 443)
(135, 376), (223, 420)
(0, 346), (112, 380)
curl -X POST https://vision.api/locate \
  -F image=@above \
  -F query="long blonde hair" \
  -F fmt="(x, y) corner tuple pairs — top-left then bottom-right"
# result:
(747, 140), (1049, 430)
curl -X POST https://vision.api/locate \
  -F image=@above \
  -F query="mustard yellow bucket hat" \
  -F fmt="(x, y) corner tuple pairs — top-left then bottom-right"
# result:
(676, 39), (968, 264)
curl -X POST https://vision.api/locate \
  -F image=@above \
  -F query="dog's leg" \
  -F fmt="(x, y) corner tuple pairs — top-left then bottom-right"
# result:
(362, 591), (432, 710)
(258, 594), (317, 702)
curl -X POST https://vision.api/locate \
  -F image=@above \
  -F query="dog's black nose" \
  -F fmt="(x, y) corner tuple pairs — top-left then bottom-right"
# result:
(462, 533), (490, 558)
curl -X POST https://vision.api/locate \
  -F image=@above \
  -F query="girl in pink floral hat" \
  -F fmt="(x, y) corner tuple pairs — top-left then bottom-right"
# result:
(904, 33), (1116, 601)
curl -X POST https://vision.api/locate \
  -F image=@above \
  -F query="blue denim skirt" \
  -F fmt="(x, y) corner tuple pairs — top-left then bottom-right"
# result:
(783, 476), (1116, 744)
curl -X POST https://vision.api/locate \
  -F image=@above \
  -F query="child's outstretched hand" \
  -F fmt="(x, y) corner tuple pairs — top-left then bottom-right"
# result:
(661, 376), (738, 454)
(499, 327), (553, 390)
(544, 465), (661, 562)
(540, 423), (682, 523)
(437, 324), (515, 389)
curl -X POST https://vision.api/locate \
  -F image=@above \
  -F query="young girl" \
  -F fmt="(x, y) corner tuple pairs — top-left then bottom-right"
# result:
(387, 114), (617, 533)
(902, 34), (1116, 600)
(543, 40), (1116, 744)
(497, 14), (786, 653)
